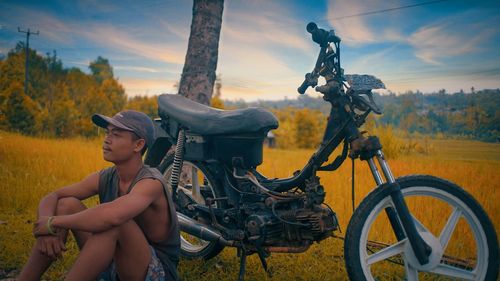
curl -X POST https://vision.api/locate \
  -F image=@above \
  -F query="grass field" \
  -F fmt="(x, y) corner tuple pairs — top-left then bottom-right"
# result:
(0, 131), (498, 280)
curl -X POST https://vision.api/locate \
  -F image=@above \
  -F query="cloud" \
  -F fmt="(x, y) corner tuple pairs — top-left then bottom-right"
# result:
(114, 66), (160, 73)
(220, 78), (302, 101)
(222, 9), (311, 54)
(215, 1), (317, 100)
(158, 20), (190, 41)
(347, 44), (402, 74)
(219, 43), (297, 80)
(2, 1), (313, 100)
(75, 0), (120, 14)
(1, 7), (186, 65)
(120, 77), (177, 97)
(0, 47), (7, 57)
(5, 7), (76, 45)
(326, 0), (419, 46)
(408, 22), (496, 65)
(218, 50), (303, 100)
(79, 25), (185, 65)
(327, 0), (380, 45)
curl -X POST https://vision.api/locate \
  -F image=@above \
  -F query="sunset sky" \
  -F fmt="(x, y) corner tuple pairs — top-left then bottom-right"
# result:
(1, 0), (499, 101)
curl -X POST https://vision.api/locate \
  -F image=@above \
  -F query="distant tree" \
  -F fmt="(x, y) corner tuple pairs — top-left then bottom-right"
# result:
(16, 43), (51, 103)
(66, 68), (95, 107)
(44, 50), (66, 110)
(126, 95), (158, 117)
(210, 76), (224, 109)
(48, 85), (79, 137)
(4, 81), (39, 134)
(99, 78), (126, 113)
(295, 108), (323, 149)
(271, 107), (297, 149)
(0, 44), (126, 138)
(89, 56), (114, 84)
(0, 45), (26, 98)
(399, 112), (419, 132)
(400, 93), (417, 115)
(178, 0), (224, 105)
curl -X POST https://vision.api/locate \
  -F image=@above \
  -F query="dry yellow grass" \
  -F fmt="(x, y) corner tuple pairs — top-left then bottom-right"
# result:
(0, 131), (498, 280)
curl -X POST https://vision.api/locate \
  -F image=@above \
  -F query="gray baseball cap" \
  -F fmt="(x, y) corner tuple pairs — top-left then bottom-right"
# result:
(92, 110), (154, 149)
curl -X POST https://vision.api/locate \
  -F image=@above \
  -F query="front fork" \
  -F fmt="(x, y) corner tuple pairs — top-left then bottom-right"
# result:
(366, 149), (433, 265)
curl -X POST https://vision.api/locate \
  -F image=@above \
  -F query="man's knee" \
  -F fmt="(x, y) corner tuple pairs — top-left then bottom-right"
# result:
(56, 197), (85, 215)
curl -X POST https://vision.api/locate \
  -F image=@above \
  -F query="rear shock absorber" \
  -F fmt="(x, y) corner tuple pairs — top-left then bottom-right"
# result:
(170, 129), (185, 197)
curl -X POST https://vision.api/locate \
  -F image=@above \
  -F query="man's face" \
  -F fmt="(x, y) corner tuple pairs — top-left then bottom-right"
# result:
(102, 124), (142, 163)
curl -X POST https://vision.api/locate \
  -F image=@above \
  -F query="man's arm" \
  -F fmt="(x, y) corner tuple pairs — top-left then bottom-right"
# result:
(47, 179), (163, 233)
(37, 172), (100, 218)
(32, 172), (100, 258)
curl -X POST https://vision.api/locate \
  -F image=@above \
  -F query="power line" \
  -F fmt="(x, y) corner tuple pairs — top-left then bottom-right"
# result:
(18, 27), (39, 96)
(325, 0), (452, 22)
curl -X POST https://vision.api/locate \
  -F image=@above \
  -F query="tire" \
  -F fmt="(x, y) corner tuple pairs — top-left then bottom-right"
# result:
(344, 175), (499, 281)
(158, 154), (225, 260)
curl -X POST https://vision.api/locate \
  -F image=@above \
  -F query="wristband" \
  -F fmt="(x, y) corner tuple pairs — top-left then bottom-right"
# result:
(46, 216), (57, 235)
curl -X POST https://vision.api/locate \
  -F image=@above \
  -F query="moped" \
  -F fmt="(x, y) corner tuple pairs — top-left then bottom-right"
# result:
(145, 22), (499, 280)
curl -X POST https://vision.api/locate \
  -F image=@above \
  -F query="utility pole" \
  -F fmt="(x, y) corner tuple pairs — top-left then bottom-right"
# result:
(17, 27), (39, 96)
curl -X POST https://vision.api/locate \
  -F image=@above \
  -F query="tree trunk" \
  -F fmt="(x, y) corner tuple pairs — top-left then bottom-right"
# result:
(178, 0), (224, 105)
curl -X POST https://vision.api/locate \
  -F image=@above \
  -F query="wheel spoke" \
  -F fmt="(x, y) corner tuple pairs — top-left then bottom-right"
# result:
(404, 262), (419, 281)
(430, 263), (476, 280)
(412, 215), (431, 233)
(439, 207), (461, 249)
(366, 239), (407, 265)
(191, 167), (204, 204)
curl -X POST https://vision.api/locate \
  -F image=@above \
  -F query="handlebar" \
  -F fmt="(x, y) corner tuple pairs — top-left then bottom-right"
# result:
(297, 72), (318, 95)
(297, 22), (341, 94)
(297, 75), (310, 95)
(306, 22), (341, 47)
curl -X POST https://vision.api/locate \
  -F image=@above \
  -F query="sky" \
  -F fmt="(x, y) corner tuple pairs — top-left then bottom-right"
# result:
(0, 0), (499, 101)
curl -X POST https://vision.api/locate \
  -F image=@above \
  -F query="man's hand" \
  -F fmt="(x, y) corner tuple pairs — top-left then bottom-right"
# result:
(33, 216), (58, 237)
(33, 216), (66, 258)
(36, 235), (66, 259)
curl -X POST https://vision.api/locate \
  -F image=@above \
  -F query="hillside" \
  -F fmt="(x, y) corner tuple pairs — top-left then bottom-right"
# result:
(225, 89), (500, 142)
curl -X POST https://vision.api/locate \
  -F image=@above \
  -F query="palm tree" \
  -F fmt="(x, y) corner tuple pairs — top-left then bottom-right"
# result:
(178, 0), (224, 105)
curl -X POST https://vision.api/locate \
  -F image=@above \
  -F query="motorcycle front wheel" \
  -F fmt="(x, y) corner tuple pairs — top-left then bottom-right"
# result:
(344, 175), (498, 281)
(158, 154), (226, 260)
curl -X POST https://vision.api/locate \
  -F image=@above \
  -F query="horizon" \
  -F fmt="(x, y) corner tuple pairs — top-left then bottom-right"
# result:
(1, 0), (499, 102)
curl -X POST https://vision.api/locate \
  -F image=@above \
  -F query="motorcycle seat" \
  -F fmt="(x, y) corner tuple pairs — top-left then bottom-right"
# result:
(158, 94), (279, 135)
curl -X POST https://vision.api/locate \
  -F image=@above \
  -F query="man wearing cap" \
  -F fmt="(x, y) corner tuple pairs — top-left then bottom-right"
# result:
(18, 110), (180, 281)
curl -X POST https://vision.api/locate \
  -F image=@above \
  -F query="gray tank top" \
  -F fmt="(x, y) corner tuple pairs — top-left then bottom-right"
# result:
(98, 165), (180, 281)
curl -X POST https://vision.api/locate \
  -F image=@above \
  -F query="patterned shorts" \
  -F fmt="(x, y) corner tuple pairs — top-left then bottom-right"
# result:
(97, 246), (165, 281)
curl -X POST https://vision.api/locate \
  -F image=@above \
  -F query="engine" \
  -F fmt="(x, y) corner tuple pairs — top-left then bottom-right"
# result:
(243, 198), (339, 249)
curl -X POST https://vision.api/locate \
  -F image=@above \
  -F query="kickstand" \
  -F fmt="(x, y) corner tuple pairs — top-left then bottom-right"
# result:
(257, 247), (271, 277)
(237, 247), (247, 281)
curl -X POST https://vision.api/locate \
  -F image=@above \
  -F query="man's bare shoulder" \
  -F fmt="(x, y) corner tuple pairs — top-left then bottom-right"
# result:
(131, 178), (164, 195)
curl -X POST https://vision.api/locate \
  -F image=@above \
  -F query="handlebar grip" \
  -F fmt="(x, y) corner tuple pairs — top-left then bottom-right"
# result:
(306, 22), (318, 34)
(306, 22), (341, 45)
(307, 22), (325, 46)
(297, 79), (309, 94)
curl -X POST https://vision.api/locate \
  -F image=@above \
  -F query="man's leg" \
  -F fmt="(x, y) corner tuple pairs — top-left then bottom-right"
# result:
(17, 198), (92, 281)
(65, 219), (152, 281)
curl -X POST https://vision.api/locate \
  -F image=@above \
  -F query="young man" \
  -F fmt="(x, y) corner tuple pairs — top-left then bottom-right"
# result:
(18, 110), (180, 281)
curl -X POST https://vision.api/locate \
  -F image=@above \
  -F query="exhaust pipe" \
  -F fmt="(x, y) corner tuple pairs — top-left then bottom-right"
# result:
(177, 212), (234, 246)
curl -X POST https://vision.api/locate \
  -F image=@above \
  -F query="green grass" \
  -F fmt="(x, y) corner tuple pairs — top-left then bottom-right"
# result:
(0, 131), (498, 280)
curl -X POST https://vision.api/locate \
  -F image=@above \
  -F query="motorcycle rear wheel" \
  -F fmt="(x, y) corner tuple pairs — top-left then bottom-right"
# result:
(344, 175), (498, 281)
(158, 154), (226, 260)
